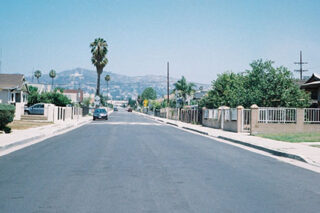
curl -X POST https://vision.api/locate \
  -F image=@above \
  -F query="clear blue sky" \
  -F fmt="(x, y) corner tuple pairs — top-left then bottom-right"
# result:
(0, 0), (319, 83)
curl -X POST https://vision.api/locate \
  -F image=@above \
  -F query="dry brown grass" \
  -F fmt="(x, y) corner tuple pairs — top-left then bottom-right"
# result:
(8, 120), (53, 130)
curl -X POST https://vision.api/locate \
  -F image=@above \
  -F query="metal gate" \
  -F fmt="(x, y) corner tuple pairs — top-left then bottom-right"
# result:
(242, 109), (251, 132)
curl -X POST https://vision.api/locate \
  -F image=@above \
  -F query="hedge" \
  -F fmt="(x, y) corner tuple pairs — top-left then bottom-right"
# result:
(0, 104), (15, 131)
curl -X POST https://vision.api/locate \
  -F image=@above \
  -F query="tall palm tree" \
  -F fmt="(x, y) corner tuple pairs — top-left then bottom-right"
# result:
(173, 76), (196, 106)
(49, 69), (56, 89)
(34, 70), (42, 83)
(105, 74), (111, 102)
(90, 38), (108, 96)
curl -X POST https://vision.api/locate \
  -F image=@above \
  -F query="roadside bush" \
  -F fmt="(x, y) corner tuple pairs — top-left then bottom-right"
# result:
(0, 104), (15, 131)
(3, 126), (11, 134)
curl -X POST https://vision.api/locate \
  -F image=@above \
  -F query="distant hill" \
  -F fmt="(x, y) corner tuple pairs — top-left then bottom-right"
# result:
(26, 68), (210, 100)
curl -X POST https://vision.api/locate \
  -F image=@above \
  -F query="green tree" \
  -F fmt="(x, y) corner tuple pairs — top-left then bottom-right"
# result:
(244, 60), (310, 107)
(82, 97), (91, 107)
(27, 86), (71, 107)
(141, 87), (157, 101)
(201, 72), (246, 108)
(39, 92), (71, 106)
(27, 86), (41, 106)
(173, 76), (196, 106)
(201, 59), (311, 108)
(34, 70), (42, 83)
(90, 38), (108, 96)
(49, 69), (56, 88)
(128, 97), (137, 108)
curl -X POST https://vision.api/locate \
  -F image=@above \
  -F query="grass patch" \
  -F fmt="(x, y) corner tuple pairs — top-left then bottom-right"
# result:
(311, 145), (320, 148)
(257, 132), (320, 143)
(8, 120), (53, 130)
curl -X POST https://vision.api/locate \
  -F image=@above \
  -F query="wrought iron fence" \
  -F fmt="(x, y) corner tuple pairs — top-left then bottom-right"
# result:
(258, 108), (296, 123)
(304, 108), (320, 124)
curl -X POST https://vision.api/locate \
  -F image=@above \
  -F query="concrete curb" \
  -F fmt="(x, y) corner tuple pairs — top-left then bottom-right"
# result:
(0, 117), (92, 155)
(217, 136), (307, 163)
(182, 127), (209, 135)
(135, 111), (309, 164)
(166, 122), (178, 127)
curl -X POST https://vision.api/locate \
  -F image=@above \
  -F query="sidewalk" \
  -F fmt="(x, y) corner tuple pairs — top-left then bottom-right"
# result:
(135, 112), (320, 168)
(0, 116), (92, 156)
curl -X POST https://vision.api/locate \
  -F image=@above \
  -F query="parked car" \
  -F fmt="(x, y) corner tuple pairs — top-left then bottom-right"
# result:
(93, 108), (108, 120)
(114, 107), (118, 111)
(25, 103), (45, 115)
(127, 108), (132, 112)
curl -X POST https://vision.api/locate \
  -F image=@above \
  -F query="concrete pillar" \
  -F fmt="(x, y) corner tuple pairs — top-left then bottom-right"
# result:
(296, 108), (304, 131)
(250, 104), (259, 135)
(14, 102), (23, 120)
(166, 107), (169, 119)
(237, 106), (244, 133)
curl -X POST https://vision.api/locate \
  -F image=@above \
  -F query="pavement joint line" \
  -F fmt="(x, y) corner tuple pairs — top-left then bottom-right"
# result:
(134, 111), (310, 165)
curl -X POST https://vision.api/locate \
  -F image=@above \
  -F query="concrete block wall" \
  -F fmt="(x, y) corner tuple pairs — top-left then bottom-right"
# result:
(250, 105), (320, 134)
(202, 106), (244, 133)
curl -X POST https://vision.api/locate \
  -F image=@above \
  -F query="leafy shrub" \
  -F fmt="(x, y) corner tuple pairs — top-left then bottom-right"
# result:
(0, 104), (15, 131)
(3, 126), (11, 134)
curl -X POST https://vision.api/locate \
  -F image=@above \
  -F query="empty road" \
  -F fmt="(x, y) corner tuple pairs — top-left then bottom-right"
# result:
(0, 110), (319, 212)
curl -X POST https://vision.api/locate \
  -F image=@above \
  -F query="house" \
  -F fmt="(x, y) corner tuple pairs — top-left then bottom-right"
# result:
(63, 89), (83, 103)
(193, 90), (208, 100)
(0, 74), (28, 104)
(301, 73), (320, 107)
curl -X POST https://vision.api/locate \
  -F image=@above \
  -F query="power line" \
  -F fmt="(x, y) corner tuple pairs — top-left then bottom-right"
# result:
(294, 50), (308, 80)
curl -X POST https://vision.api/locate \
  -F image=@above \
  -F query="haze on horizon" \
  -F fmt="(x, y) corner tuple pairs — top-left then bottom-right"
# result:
(0, 0), (319, 84)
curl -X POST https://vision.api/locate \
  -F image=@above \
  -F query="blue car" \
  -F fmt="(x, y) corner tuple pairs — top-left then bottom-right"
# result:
(93, 108), (108, 120)
(25, 103), (45, 115)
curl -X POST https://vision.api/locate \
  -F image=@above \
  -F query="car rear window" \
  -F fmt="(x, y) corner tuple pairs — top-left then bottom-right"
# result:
(94, 109), (107, 113)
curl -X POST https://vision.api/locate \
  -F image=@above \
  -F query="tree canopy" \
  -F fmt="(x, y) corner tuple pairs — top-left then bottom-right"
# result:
(90, 38), (108, 96)
(141, 87), (157, 101)
(34, 70), (42, 83)
(27, 86), (71, 107)
(201, 59), (310, 108)
(173, 76), (195, 106)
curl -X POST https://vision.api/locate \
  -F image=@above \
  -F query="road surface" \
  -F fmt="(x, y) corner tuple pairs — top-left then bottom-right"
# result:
(0, 109), (319, 212)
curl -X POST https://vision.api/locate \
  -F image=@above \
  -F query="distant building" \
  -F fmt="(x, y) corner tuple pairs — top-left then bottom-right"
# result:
(63, 89), (83, 103)
(0, 74), (28, 104)
(193, 90), (208, 100)
(301, 73), (320, 108)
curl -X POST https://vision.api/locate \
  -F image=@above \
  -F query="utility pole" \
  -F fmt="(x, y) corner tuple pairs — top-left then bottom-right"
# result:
(167, 62), (170, 118)
(294, 51), (308, 80)
(167, 62), (169, 106)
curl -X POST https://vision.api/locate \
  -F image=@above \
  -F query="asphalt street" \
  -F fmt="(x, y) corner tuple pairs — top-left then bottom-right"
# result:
(0, 109), (319, 212)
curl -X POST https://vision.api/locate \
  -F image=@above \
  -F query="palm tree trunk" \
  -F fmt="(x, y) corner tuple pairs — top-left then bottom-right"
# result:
(96, 70), (101, 96)
(52, 78), (54, 89)
(106, 81), (109, 103)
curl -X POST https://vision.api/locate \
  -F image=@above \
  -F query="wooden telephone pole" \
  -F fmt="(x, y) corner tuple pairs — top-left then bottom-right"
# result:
(167, 62), (169, 106)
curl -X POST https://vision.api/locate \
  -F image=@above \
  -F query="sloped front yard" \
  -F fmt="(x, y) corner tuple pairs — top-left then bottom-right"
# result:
(8, 120), (53, 130)
(257, 132), (320, 143)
